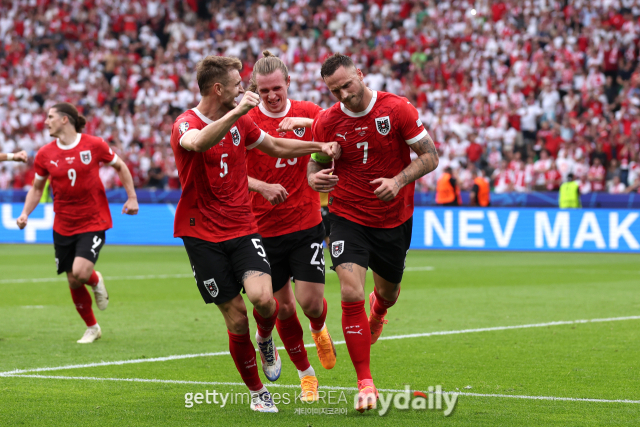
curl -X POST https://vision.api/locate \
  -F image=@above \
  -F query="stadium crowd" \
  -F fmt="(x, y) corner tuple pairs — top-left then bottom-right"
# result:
(1, 0), (640, 194)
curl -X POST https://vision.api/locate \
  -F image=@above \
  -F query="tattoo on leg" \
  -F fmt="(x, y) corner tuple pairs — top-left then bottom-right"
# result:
(242, 270), (267, 283)
(337, 263), (355, 273)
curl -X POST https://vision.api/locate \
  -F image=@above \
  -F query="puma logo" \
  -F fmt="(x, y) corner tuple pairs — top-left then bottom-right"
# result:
(336, 132), (347, 141)
(50, 160), (59, 167)
(346, 329), (363, 335)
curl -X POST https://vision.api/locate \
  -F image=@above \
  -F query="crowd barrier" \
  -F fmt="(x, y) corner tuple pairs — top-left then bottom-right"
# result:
(1, 204), (638, 253)
(1, 190), (639, 208)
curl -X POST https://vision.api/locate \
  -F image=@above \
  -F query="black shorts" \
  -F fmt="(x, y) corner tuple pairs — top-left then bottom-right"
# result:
(328, 214), (413, 284)
(262, 222), (326, 293)
(53, 230), (106, 275)
(321, 206), (331, 238)
(182, 234), (272, 305)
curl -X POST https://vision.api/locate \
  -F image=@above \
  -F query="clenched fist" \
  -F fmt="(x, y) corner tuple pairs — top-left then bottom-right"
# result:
(236, 91), (261, 115)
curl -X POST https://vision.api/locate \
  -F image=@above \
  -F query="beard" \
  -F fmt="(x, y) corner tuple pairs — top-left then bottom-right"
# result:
(342, 81), (365, 108)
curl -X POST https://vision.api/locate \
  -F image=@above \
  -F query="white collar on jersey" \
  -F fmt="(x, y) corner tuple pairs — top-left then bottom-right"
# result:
(340, 90), (377, 118)
(56, 133), (82, 150)
(191, 108), (213, 124)
(258, 99), (291, 118)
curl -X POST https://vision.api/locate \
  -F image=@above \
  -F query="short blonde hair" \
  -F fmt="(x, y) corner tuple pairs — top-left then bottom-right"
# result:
(196, 55), (243, 95)
(248, 50), (289, 92)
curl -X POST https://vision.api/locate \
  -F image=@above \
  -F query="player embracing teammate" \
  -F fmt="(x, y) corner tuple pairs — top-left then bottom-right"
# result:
(245, 51), (337, 402)
(170, 55), (340, 412)
(308, 54), (439, 412)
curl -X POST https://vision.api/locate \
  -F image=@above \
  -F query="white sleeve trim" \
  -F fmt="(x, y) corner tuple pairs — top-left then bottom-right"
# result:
(406, 129), (429, 145)
(179, 129), (198, 151)
(34, 173), (47, 180)
(107, 154), (118, 166)
(246, 130), (266, 150)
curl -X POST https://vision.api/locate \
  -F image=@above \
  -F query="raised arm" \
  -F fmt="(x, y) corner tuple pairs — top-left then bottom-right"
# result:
(180, 93), (260, 152)
(256, 134), (341, 160)
(371, 133), (440, 202)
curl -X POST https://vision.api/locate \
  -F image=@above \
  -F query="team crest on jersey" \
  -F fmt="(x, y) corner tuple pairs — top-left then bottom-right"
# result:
(230, 126), (241, 146)
(178, 122), (190, 136)
(293, 127), (305, 138)
(80, 150), (92, 165)
(331, 240), (344, 258)
(204, 278), (219, 298)
(375, 116), (391, 135)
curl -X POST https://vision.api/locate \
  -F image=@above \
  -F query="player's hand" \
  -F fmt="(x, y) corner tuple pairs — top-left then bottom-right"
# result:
(16, 214), (28, 229)
(235, 91), (261, 116)
(122, 197), (139, 215)
(260, 183), (288, 205)
(309, 167), (339, 193)
(321, 142), (341, 160)
(13, 151), (28, 162)
(277, 117), (313, 133)
(371, 177), (401, 202)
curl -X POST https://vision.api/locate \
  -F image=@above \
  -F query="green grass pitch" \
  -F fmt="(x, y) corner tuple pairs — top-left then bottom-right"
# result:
(1, 244), (639, 426)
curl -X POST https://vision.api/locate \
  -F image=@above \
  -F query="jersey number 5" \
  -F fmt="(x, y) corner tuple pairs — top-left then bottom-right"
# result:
(220, 154), (228, 178)
(357, 142), (368, 164)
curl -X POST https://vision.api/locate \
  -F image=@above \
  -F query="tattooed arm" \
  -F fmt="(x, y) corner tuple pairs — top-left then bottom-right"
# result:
(371, 134), (439, 202)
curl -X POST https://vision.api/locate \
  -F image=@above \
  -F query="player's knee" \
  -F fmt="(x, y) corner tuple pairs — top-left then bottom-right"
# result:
(67, 275), (83, 289)
(72, 269), (91, 284)
(226, 317), (249, 335)
(340, 282), (364, 302)
(298, 297), (322, 318)
(277, 299), (296, 320)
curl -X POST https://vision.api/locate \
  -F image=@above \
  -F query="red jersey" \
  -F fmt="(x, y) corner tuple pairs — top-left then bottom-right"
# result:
(33, 134), (116, 236)
(312, 91), (427, 228)
(246, 99), (323, 238)
(171, 108), (265, 243)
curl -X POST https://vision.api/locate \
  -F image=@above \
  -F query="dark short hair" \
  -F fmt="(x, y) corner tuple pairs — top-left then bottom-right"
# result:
(52, 102), (87, 132)
(196, 55), (242, 95)
(320, 53), (355, 79)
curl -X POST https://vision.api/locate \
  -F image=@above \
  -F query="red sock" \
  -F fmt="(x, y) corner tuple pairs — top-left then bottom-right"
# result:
(70, 286), (97, 327)
(305, 298), (327, 332)
(276, 313), (311, 371)
(86, 270), (99, 287)
(341, 300), (371, 381)
(372, 287), (400, 316)
(253, 299), (279, 338)
(228, 331), (263, 392)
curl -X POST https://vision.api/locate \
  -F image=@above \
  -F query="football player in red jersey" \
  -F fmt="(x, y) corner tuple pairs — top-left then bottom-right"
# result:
(308, 54), (439, 412)
(17, 103), (138, 344)
(245, 51), (337, 402)
(170, 56), (339, 413)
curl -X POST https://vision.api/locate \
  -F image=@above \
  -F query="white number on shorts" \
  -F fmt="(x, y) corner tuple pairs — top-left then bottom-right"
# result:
(275, 158), (298, 168)
(356, 141), (368, 164)
(220, 153), (228, 178)
(68, 168), (76, 186)
(252, 238), (267, 257)
(310, 242), (325, 266)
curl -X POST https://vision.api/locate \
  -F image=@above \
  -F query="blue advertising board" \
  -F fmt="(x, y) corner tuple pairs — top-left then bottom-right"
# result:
(1, 204), (639, 253)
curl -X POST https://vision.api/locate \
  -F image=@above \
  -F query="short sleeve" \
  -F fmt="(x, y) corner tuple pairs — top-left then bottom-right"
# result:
(242, 117), (266, 150)
(96, 139), (118, 165)
(33, 150), (49, 180)
(174, 116), (202, 149)
(396, 100), (429, 145)
(304, 101), (324, 120)
(311, 111), (326, 142)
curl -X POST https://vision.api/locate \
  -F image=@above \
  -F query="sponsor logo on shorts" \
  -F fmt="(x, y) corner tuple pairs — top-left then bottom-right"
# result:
(80, 150), (92, 165)
(375, 116), (391, 136)
(204, 278), (219, 298)
(331, 240), (344, 258)
(293, 127), (305, 137)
